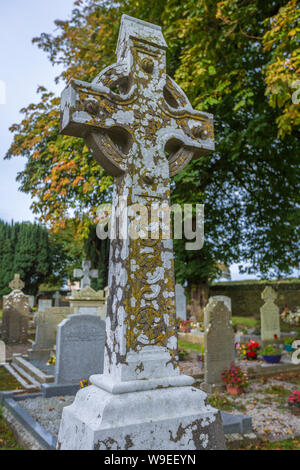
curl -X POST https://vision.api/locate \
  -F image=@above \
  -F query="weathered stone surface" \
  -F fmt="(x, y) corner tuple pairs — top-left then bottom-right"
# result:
(211, 295), (231, 313)
(9, 274), (25, 291)
(55, 314), (105, 385)
(0, 340), (6, 363)
(29, 307), (71, 360)
(38, 299), (53, 312)
(69, 286), (106, 319)
(58, 14), (224, 450)
(175, 284), (187, 321)
(1, 280), (29, 344)
(260, 286), (280, 342)
(202, 298), (235, 392)
(58, 385), (225, 450)
(73, 260), (98, 289)
(53, 291), (62, 307)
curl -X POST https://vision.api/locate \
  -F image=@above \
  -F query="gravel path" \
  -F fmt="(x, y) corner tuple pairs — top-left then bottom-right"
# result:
(21, 395), (75, 438)
(218, 377), (300, 441)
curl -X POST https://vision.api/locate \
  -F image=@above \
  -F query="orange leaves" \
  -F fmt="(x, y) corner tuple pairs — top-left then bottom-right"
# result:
(72, 176), (84, 187)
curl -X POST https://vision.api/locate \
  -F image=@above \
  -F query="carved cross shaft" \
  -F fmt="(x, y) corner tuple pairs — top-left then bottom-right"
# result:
(73, 260), (98, 289)
(61, 15), (215, 385)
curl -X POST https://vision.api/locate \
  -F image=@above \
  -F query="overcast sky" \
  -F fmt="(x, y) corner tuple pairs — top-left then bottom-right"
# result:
(0, 0), (75, 222)
(0, 0), (263, 281)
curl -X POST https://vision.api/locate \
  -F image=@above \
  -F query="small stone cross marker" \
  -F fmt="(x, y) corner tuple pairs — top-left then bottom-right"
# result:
(73, 261), (98, 289)
(53, 291), (62, 307)
(9, 274), (25, 291)
(61, 15), (215, 383)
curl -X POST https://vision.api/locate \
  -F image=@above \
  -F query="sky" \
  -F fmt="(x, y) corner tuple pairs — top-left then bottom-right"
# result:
(0, 0), (261, 281)
(0, 0), (75, 222)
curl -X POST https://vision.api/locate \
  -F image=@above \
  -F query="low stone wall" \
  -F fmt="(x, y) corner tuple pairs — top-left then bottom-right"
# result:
(209, 280), (300, 318)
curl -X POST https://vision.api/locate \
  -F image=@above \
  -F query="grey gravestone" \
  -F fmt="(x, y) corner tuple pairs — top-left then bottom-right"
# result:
(260, 286), (280, 342)
(55, 314), (105, 385)
(29, 307), (71, 360)
(175, 284), (187, 321)
(0, 340), (6, 364)
(202, 298), (235, 392)
(28, 296), (35, 309)
(73, 260), (98, 289)
(212, 295), (231, 313)
(38, 299), (53, 312)
(1, 275), (29, 344)
(69, 286), (106, 319)
(53, 291), (62, 307)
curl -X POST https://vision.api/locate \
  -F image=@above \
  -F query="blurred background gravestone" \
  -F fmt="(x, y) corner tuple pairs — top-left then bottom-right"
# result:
(1, 274), (29, 345)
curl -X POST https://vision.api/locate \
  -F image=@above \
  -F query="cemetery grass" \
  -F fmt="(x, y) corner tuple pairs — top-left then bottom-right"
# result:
(0, 406), (23, 450)
(232, 317), (259, 329)
(0, 366), (23, 391)
(178, 340), (203, 353)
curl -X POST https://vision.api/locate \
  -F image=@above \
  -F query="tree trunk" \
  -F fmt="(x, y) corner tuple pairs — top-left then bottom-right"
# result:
(190, 282), (209, 320)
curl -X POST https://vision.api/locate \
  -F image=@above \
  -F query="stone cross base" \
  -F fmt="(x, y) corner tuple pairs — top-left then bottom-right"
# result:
(200, 381), (226, 394)
(57, 381), (225, 450)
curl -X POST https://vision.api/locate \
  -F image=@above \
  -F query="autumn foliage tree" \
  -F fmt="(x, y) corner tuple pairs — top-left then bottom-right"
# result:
(5, 0), (300, 294)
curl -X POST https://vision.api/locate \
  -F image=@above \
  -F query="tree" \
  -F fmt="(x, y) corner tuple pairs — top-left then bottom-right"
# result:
(0, 221), (56, 296)
(4, 0), (300, 297)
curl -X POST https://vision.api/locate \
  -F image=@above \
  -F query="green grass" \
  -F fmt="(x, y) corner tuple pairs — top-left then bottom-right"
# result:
(0, 366), (23, 392)
(178, 340), (203, 353)
(0, 406), (23, 450)
(0, 309), (2, 321)
(232, 316), (259, 328)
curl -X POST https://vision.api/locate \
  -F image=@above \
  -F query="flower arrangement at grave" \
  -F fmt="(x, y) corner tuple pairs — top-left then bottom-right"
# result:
(47, 353), (56, 366)
(178, 320), (192, 333)
(284, 337), (297, 352)
(236, 340), (260, 361)
(260, 344), (282, 363)
(80, 379), (90, 388)
(281, 307), (300, 326)
(288, 390), (300, 417)
(221, 363), (249, 395)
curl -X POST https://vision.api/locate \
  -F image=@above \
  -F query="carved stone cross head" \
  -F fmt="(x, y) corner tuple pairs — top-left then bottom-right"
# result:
(262, 286), (277, 303)
(60, 14), (214, 196)
(9, 274), (25, 291)
(74, 260), (98, 289)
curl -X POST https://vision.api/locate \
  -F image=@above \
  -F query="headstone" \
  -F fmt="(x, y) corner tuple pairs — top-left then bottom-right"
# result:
(202, 298), (235, 393)
(38, 299), (53, 312)
(69, 286), (106, 319)
(55, 314), (105, 385)
(53, 291), (62, 307)
(28, 307), (71, 360)
(212, 295), (231, 313)
(175, 284), (187, 321)
(260, 286), (280, 342)
(57, 15), (225, 450)
(74, 260), (98, 289)
(1, 274), (29, 344)
(0, 341), (6, 364)
(28, 296), (35, 309)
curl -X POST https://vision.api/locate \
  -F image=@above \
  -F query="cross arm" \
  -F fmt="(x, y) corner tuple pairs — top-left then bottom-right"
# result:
(60, 79), (134, 138)
(160, 76), (215, 176)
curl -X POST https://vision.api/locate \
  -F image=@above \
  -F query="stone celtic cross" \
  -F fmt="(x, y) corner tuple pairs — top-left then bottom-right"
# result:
(61, 15), (215, 387)
(73, 260), (98, 289)
(9, 274), (25, 291)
